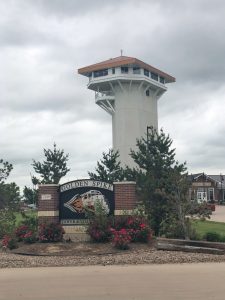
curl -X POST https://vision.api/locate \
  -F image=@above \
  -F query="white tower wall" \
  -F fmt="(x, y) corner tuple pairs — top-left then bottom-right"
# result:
(113, 83), (158, 167)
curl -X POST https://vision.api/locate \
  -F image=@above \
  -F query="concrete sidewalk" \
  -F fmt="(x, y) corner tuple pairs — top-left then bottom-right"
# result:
(1, 263), (225, 300)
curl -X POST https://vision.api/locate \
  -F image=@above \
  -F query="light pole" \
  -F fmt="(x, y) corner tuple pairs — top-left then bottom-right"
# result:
(220, 173), (224, 204)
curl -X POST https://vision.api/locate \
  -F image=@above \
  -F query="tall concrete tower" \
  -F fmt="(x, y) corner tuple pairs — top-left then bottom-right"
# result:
(78, 56), (175, 168)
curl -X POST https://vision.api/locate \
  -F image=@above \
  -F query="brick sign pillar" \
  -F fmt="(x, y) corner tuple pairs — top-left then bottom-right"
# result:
(38, 184), (60, 225)
(114, 181), (137, 215)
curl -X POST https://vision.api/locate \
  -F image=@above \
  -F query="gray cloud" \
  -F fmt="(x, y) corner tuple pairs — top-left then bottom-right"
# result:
(1, 0), (225, 189)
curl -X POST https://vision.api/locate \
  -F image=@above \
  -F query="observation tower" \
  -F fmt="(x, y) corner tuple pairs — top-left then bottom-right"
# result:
(78, 56), (175, 168)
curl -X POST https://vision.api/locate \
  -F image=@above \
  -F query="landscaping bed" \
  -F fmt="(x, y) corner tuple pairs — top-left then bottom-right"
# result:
(10, 240), (153, 256)
(2, 240), (225, 269)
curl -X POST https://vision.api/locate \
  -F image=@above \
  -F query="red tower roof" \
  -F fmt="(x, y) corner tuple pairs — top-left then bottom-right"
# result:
(78, 56), (175, 83)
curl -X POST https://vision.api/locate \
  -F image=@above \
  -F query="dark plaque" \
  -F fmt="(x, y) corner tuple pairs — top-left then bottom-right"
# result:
(59, 179), (114, 225)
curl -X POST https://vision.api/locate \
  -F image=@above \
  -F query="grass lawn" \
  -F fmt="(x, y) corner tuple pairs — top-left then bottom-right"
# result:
(192, 219), (225, 238)
(14, 210), (37, 226)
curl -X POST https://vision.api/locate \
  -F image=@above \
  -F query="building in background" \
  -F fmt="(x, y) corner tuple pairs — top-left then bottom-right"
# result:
(78, 56), (175, 168)
(190, 173), (225, 203)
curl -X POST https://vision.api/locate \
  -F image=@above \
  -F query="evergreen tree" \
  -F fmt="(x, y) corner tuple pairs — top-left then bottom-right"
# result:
(88, 149), (125, 184)
(32, 143), (70, 184)
(129, 127), (186, 235)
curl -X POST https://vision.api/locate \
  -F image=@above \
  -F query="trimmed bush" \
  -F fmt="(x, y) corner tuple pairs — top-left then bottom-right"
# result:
(111, 228), (131, 250)
(87, 219), (112, 242)
(15, 224), (36, 244)
(114, 216), (152, 243)
(204, 231), (225, 242)
(15, 225), (30, 241)
(38, 223), (65, 242)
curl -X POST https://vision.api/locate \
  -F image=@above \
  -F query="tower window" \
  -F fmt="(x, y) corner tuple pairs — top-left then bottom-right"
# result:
(151, 72), (158, 81)
(121, 66), (128, 73)
(112, 68), (115, 74)
(160, 76), (165, 84)
(94, 69), (108, 78)
(133, 67), (140, 74)
(146, 90), (150, 96)
(144, 69), (149, 77)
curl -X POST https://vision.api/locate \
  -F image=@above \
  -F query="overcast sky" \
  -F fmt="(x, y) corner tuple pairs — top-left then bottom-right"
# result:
(1, 0), (225, 189)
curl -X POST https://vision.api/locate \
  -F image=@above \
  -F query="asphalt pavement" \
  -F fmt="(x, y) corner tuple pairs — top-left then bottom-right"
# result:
(1, 263), (225, 300)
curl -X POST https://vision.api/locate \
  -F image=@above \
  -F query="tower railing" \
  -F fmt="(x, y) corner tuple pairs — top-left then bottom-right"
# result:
(95, 91), (115, 115)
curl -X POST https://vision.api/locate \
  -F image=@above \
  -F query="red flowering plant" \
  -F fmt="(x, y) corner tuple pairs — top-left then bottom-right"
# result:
(23, 231), (36, 244)
(87, 219), (112, 242)
(111, 228), (131, 250)
(15, 225), (36, 244)
(114, 216), (153, 243)
(38, 223), (65, 242)
(15, 225), (30, 241)
(1, 235), (18, 250)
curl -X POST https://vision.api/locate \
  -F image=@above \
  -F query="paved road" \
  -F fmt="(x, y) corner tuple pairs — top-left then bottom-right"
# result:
(1, 263), (225, 300)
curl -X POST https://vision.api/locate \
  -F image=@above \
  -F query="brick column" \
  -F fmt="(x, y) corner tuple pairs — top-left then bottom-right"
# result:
(38, 184), (60, 225)
(113, 181), (137, 215)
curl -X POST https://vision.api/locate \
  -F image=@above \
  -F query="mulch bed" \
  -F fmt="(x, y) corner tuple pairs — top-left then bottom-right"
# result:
(10, 241), (153, 256)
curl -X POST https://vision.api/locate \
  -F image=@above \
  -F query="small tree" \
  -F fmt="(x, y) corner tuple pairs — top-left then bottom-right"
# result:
(0, 159), (13, 183)
(88, 149), (125, 184)
(32, 143), (70, 184)
(23, 186), (38, 205)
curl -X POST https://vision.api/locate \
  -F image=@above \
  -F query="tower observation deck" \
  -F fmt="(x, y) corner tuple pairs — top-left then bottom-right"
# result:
(78, 56), (175, 168)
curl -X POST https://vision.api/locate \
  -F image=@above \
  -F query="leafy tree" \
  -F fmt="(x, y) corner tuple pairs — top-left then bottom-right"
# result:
(0, 182), (21, 210)
(88, 149), (125, 184)
(0, 159), (13, 183)
(32, 143), (70, 184)
(23, 186), (38, 205)
(0, 159), (20, 210)
(0, 159), (17, 236)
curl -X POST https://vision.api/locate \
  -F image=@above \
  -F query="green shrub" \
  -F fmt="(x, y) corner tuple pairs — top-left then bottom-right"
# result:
(160, 218), (199, 240)
(19, 212), (38, 232)
(204, 231), (225, 242)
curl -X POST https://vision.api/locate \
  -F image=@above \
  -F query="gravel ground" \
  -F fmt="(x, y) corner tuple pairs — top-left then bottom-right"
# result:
(2, 248), (225, 269)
